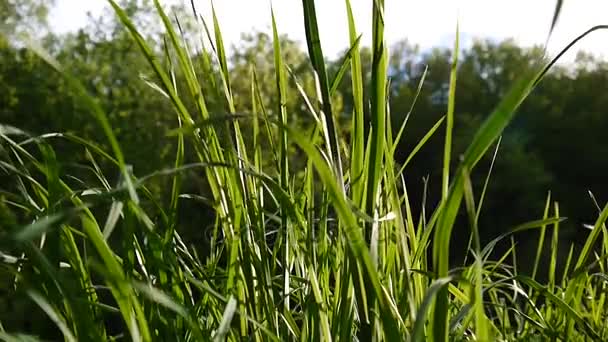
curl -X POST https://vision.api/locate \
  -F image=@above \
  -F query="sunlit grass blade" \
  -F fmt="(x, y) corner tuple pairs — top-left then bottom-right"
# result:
(344, 0), (366, 209)
(213, 296), (237, 342)
(574, 202), (608, 270)
(270, 9), (292, 325)
(366, 0), (387, 219)
(301, 0), (344, 183)
(329, 34), (362, 97)
(442, 22), (459, 200)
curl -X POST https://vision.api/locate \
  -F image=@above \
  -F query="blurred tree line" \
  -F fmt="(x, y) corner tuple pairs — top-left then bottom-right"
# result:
(1, 0), (607, 296)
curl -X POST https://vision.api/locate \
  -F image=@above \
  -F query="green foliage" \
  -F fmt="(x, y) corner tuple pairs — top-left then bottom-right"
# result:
(1, 0), (608, 341)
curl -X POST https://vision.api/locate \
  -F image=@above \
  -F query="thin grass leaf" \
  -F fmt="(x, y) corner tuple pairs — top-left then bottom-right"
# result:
(213, 296), (237, 342)
(396, 116), (445, 175)
(14, 213), (66, 242)
(547, 0), (564, 42)
(391, 65), (429, 152)
(0, 333), (43, 342)
(27, 290), (77, 342)
(365, 0), (388, 221)
(301, 0), (343, 182)
(442, 22), (459, 200)
(133, 282), (204, 339)
(329, 34), (362, 97)
(412, 276), (454, 342)
(345, 0), (366, 208)
(575, 201), (608, 270)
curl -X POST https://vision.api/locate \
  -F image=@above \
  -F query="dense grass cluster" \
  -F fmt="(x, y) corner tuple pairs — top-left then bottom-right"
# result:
(1, 0), (607, 341)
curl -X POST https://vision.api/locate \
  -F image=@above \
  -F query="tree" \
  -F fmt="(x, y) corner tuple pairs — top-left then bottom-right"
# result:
(1, 0), (55, 42)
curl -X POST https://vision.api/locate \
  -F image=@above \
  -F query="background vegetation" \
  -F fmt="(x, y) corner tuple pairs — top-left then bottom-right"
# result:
(1, 0), (607, 340)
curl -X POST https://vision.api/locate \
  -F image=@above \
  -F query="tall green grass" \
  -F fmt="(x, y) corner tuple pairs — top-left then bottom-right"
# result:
(1, 0), (608, 341)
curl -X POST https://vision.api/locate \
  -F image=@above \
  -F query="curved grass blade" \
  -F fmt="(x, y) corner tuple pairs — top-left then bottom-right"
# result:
(412, 277), (454, 342)
(547, 0), (564, 43)
(329, 34), (362, 97)
(395, 116), (445, 176)
(27, 290), (77, 342)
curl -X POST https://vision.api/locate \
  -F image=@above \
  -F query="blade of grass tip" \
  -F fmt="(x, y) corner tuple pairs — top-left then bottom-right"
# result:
(270, 7), (292, 320)
(153, 0), (203, 114)
(442, 21), (459, 200)
(561, 244), (575, 286)
(27, 290), (77, 342)
(345, 0), (366, 208)
(391, 66), (429, 154)
(534, 25), (608, 88)
(301, 0), (344, 184)
(366, 0), (388, 224)
(546, 0), (564, 45)
(574, 201), (608, 271)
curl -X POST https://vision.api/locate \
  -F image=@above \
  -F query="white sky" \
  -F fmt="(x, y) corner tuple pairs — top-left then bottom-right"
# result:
(50, 0), (608, 63)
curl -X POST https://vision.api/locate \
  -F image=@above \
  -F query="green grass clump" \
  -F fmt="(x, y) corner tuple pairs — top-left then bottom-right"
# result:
(1, 0), (608, 341)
